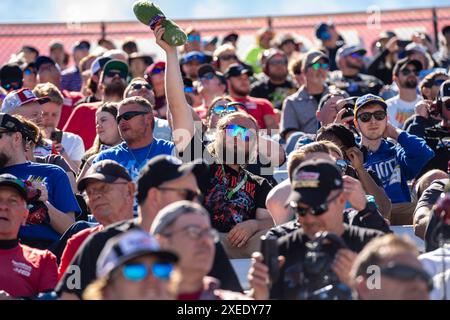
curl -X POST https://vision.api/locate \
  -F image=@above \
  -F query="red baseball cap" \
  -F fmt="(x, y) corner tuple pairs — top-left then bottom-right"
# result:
(1, 88), (50, 114)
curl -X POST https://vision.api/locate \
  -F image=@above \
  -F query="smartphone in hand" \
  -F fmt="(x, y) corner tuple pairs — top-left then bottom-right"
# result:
(50, 131), (63, 144)
(260, 235), (280, 286)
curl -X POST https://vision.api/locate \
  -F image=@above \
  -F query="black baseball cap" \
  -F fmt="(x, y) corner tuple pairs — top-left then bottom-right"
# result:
(442, 25), (450, 36)
(224, 63), (253, 79)
(0, 113), (34, 142)
(0, 64), (23, 90)
(197, 64), (226, 83)
(393, 58), (423, 77)
(136, 156), (207, 204)
(354, 94), (388, 116)
(222, 32), (239, 44)
(0, 174), (27, 200)
(35, 56), (56, 72)
(286, 158), (343, 208)
(77, 160), (132, 192)
(438, 79), (450, 103)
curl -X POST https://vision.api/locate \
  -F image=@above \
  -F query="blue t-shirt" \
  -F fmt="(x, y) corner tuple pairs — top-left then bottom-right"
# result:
(0, 162), (81, 241)
(93, 139), (175, 181)
(362, 132), (434, 204)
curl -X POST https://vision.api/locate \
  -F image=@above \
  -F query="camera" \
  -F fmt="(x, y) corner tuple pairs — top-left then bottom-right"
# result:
(282, 232), (353, 300)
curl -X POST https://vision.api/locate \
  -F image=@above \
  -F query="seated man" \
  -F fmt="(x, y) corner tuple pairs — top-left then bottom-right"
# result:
(151, 201), (249, 300)
(0, 113), (79, 249)
(351, 234), (431, 300)
(248, 159), (385, 300)
(84, 230), (179, 300)
(0, 174), (58, 298)
(354, 94), (434, 225)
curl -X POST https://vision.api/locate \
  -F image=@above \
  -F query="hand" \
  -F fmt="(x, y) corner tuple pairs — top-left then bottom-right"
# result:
(53, 143), (65, 155)
(32, 182), (48, 203)
(154, 25), (176, 54)
(383, 122), (401, 140)
(248, 252), (270, 300)
(345, 147), (364, 171)
(343, 175), (367, 211)
(248, 252), (285, 300)
(332, 249), (357, 288)
(385, 36), (399, 53)
(228, 220), (258, 248)
(334, 108), (353, 127)
(415, 100), (431, 118)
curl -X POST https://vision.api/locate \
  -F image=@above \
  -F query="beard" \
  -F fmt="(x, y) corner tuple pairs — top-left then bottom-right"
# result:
(346, 60), (363, 71)
(231, 84), (250, 97)
(104, 81), (126, 97)
(269, 71), (288, 83)
(401, 77), (418, 89)
(0, 152), (11, 168)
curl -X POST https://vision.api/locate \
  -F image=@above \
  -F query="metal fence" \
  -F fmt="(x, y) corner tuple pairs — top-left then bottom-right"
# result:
(1, 6), (450, 65)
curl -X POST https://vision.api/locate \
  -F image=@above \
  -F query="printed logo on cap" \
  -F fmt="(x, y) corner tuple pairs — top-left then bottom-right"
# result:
(294, 171), (320, 188)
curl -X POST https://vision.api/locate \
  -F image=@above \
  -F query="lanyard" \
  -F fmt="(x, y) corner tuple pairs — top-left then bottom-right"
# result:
(220, 164), (248, 200)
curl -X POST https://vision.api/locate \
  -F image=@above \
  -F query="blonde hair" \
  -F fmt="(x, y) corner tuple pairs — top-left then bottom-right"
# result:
(33, 82), (64, 106)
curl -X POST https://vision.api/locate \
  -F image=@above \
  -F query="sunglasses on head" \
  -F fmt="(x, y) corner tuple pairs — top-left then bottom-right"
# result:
(357, 110), (387, 123)
(106, 70), (127, 79)
(131, 83), (152, 91)
(310, 62), (329, 71)
(400, 68), (419, 77)
(219, 54), (238, 61)
(212, 105), (238, 115)
(380, 263), (433, 292)
(122, 262), (173, 282)
(116, 111), (149, 123)
(225, 124), (252, 142)
(151, 68), (165, 75)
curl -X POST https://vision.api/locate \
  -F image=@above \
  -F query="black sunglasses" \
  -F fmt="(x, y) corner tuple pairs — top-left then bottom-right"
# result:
(380, 263), (434, 292)
(357, 110), (387, 123)
(117, 111), (149, 123)
(400, 68), (419, 77)
(131, 83), (153, 91)
(219, 54), (238, 61)
(157, 187), (203, 202)
(106, 70), (127, 79)
(290, 192), (342, 217)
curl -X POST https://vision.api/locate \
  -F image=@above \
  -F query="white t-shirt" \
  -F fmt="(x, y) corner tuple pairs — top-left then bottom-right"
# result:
(386, 95), (422, 128)
(62, 131), (85, 162)
(419, 246), (450, 300)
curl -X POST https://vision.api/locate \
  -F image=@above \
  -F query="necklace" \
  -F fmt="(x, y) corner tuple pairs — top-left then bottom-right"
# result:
(127, 141), (154, 169)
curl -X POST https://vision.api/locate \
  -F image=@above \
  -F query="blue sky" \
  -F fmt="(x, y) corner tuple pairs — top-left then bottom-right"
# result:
(0, 0), (449, 23)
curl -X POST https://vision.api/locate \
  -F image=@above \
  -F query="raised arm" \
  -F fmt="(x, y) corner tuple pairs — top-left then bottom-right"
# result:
(154, 26), (195, 152)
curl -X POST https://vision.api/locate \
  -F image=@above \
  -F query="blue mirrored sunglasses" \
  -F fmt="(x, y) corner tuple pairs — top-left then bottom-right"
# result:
(122, 262), (173, 282)
(212, 105), (238, 115)
(225, 124), (251, 141)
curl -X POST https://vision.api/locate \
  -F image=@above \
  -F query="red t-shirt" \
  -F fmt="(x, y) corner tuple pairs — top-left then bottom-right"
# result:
(63, 101), (102, 149)
(58, 90), (84, 130)
(0, 242), (58, 298)
(231, 96), (275, 129)
(58, 225), (104, 280)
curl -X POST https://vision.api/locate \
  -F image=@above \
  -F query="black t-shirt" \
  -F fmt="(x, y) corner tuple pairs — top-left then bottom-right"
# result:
(199, 163), (273, 233)
(250, 79), (296, 110)
(56, 219), (243, 298)
(270, 224), (384, 299)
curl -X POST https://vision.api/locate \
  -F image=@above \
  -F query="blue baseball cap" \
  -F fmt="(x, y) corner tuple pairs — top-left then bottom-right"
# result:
(181, 51), (206, 65)
(354, 94), (387, 116)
